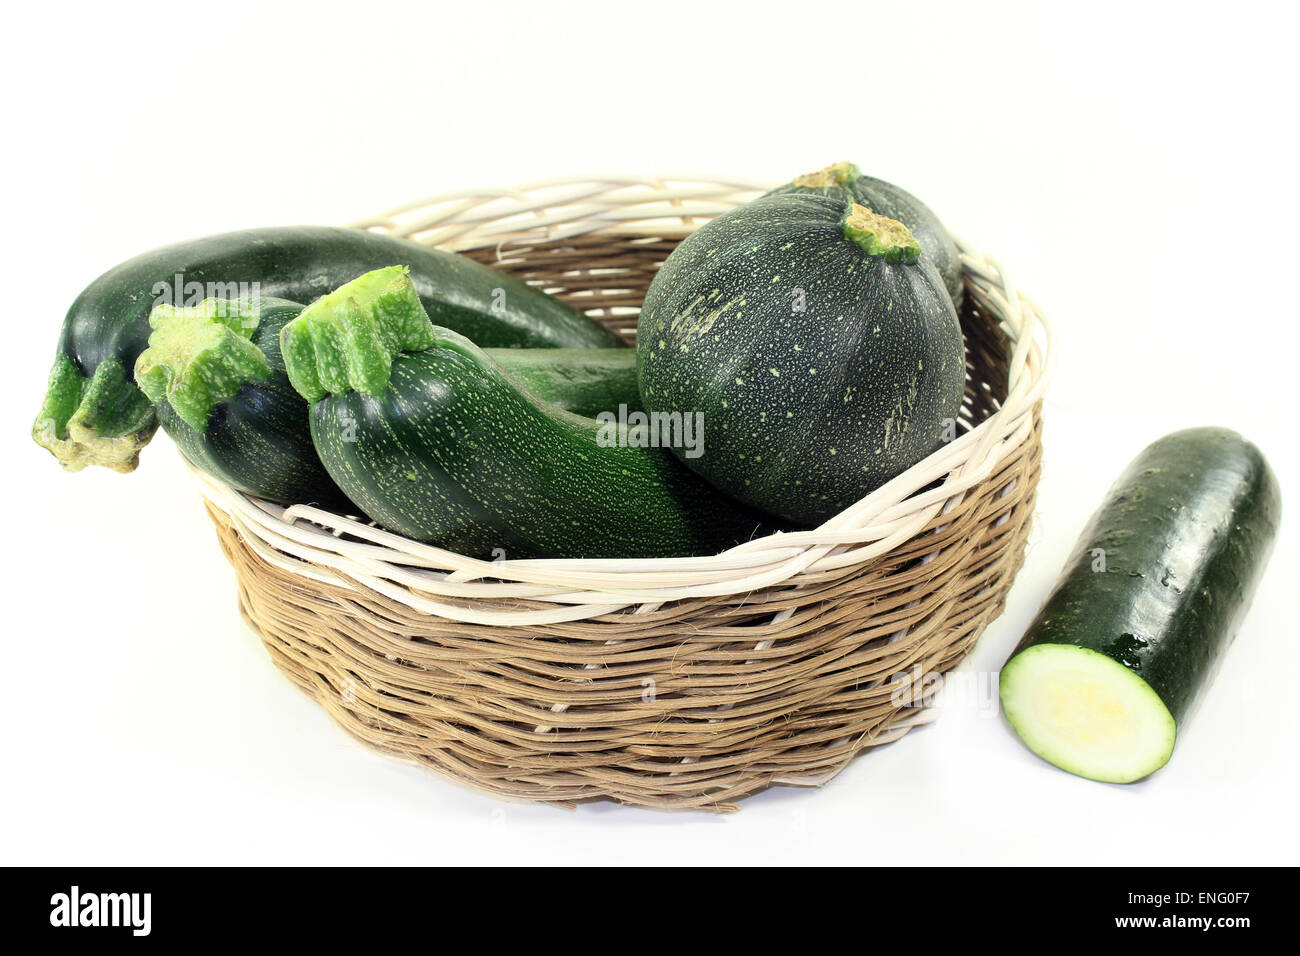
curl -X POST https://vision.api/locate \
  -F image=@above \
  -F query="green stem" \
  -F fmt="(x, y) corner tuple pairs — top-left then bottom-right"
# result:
(793, 161), (862, 189)
(280, 265), (436, 401)
(32, 356), (157, 473)
(842, 203), (922, 264)
(134, 298), (272, 432)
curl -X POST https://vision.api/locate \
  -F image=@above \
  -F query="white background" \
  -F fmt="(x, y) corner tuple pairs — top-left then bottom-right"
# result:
(4, 1), (1296, 865)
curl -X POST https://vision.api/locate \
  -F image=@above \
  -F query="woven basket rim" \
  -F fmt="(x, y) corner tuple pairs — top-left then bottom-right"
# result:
(193, 176), (1055, 624)
(350, 174), (778, 247)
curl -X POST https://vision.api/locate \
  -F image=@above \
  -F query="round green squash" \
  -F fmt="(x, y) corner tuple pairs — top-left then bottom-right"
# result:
(636, 193), (966, 525)
(766, 161), (964, 311)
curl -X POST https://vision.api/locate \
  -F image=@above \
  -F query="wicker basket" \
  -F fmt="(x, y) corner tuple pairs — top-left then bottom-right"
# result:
(195, 176), (1054, 811)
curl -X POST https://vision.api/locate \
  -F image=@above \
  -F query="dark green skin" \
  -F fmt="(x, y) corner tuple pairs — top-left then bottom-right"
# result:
(42, 226), (622, 461)
(309, 337), (775, 560)
(766, 173), (964, 310)
(637, 193), (965, 525)
(154, 300), (352, 510)
(1008, 428), (1281, 723)
(489, 348), (641, 416)
(58, 225), (622, 376)
(163, 333), (636, 508)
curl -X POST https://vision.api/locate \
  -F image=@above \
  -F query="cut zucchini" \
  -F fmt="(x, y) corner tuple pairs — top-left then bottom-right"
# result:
(999, 427), (1280, 783)
(1000, 645), (1176, 784)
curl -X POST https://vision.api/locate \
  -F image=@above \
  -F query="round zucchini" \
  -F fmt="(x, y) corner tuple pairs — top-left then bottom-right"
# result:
(282, 268), (774, 559)
(766, 161), (964, 310)
(1000, 428), (1282, 783)
(34, 226), (623, 474)
(636, 193), (965, 525)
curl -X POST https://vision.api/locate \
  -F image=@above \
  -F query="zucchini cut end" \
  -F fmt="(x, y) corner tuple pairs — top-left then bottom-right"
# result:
(33, 415), (157, 473)
(999, 644), (1176, 784)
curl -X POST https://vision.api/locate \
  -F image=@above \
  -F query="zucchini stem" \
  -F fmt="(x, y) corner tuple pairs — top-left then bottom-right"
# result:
(793, 161), (862, 189)
(134, 298), (272, 432)
(842, 203), (922, 264)
(280, 266), (436, 401)
(32, 356), (157, 473)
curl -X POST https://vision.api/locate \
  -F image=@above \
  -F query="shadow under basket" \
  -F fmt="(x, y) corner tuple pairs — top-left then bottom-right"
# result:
(196, 177), (1054, 811)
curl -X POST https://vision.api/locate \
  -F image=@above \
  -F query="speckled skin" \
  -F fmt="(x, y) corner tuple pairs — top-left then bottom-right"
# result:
(636, 193), (965, 525)
(1007, 428), (1282, 723)
(766, 167), (965, 310)
(152, 300), (351, 509)
(38, 226), (622, 470)
(310, 330), (775, 559)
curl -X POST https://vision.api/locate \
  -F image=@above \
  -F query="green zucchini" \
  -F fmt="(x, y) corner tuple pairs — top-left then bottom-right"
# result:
(133, 294), (638, 506)
(34, 226), (622, 473)
(486, 348), (640, 417)
(637, 193), (965, 525)
(282, 267), (774, 559)
(766, 161), (964, 310)
(1000, 428), (1282, 783)
(133, 297), (351, 509)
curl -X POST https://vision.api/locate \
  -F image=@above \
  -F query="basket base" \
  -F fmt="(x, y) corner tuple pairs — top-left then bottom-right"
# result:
(200, 409), (1041, 812)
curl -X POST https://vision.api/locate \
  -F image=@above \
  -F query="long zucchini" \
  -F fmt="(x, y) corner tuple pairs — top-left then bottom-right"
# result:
(34, 226), (622, 473)
(133, 293), (639, 506)
(487, 347), (639, 417)
(1000, 428), (1281, 783)
(282, 267), (774, 559)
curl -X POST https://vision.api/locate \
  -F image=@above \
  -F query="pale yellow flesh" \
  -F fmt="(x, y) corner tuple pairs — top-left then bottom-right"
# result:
(1000, 644), (1176, 784)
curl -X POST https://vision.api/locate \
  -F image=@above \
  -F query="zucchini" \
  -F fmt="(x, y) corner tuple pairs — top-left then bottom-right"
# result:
(134, 297), (351, 508)
(766, 161), (964, 310)
(282, 268), (774, 559)
(1000, 428), (1282, 783)
(34, 226), (622, 473)
(133, 295), (638, 506)
(486, 348), (640, 417)
(637, 192), (965, 525)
